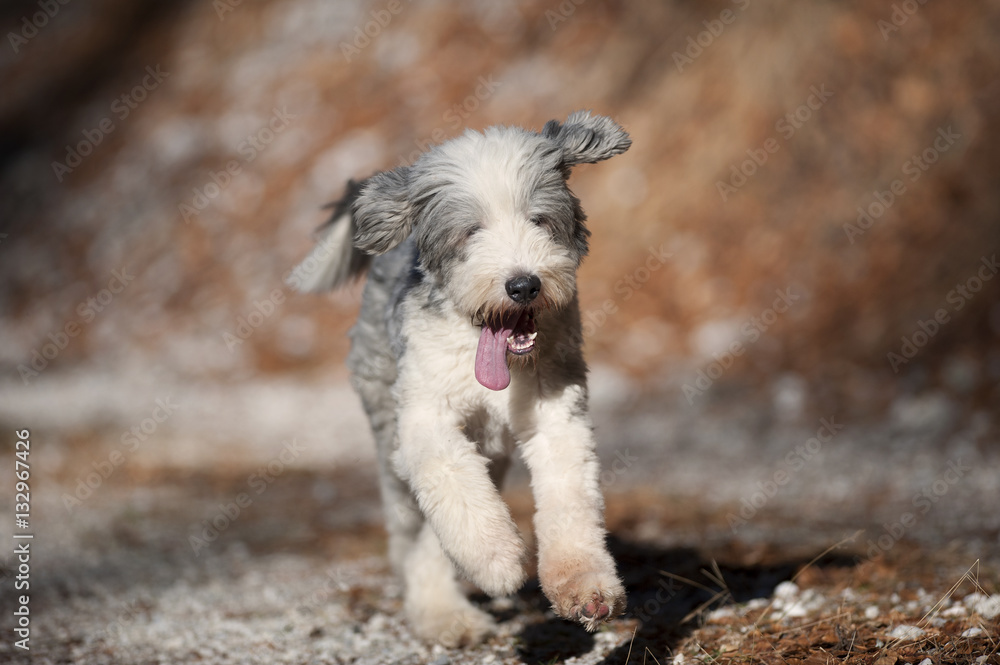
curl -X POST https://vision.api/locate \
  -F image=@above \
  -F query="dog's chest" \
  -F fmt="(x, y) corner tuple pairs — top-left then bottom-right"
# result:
(394, 298), (537, 418)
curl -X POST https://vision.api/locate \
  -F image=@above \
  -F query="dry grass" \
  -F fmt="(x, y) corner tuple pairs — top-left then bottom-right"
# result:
(656, 555), (999, 665)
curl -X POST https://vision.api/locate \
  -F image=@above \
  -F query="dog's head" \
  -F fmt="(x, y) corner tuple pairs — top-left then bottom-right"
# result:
(354, 111), (631, 389)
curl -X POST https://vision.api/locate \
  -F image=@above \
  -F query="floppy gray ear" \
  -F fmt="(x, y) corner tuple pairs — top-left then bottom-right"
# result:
(542, 110), (631, 167)
(352, 166), (415, 255)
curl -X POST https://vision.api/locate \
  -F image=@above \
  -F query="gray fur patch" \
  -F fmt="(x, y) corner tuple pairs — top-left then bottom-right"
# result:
(346, 235), (418, 382)
(543, 110), (631, 167)
(353, 167), (416, 255)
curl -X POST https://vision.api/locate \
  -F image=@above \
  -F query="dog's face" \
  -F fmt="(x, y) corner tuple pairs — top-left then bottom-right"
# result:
(353, 111), (631, 389)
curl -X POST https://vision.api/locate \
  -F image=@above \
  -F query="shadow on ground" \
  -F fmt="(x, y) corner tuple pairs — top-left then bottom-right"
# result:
(513, 537), (859, 665)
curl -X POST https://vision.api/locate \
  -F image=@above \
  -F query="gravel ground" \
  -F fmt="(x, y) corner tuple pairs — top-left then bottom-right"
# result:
(1, 366), (998, 664)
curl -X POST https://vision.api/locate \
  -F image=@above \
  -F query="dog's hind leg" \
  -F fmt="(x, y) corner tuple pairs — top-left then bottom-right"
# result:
(357, 386), (502, 646)
(376, 435), (422, 577)
(351, 373), (421, 577)
(403, 523), (497, 647)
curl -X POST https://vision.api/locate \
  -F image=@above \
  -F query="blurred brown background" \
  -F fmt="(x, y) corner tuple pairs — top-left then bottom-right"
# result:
(0, 1), (999, 663)
(2, 0), (998, 419)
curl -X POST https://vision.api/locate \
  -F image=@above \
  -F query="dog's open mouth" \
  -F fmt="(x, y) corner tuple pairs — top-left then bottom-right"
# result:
(506, 310), (537, 356)
(475, 309), (536, 391)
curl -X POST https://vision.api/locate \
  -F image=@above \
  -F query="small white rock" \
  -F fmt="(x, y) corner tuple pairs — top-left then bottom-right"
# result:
(942, 605), (967, 617)
(707, 606), (736, 623)
(971, 594), (1000, 619)
(782, 601), (810, 618)
(596, 630), (618, 645)
(774, 581), (800, 599)
(963, 592), (987, 608)
(962, 626), (983, 638)
(365, 613), (388, 631)
(918, 659), (933, 665)
(888, 624), (925, 641)
(490, 597), (514, 611)
(864, 606), (879, 619)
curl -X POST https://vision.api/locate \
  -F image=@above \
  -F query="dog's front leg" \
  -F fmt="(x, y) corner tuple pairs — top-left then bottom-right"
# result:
(519, 383), (626, 631)
(393, 405), (527, 597)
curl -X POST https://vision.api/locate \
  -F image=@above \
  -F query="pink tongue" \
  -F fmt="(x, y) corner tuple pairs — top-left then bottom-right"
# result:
(475, 316), (517, 391)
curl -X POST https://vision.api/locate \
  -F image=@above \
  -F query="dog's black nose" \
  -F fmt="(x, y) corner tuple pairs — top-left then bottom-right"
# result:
(505, 274), (541, 303)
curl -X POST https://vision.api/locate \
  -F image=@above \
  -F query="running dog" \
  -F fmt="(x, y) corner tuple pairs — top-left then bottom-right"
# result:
(289, 111), (631, 646)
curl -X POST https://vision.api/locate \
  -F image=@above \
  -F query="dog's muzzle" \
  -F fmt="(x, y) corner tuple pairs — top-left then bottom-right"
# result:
(474, 274), (541, 390)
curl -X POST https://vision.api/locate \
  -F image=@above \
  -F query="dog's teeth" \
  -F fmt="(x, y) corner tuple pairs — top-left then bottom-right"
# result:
(527, 332), (538, 340)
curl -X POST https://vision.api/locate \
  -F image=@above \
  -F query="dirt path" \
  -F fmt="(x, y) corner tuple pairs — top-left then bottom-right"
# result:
(1, 372), (997, 664)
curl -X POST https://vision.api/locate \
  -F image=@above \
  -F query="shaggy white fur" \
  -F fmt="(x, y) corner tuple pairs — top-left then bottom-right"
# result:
(292, 111), (631, 645)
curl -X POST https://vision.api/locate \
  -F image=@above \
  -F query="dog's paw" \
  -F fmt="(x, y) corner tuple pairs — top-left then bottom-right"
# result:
(461, 537), (528, 598)
(540, 565), (626, 632)
(408, 604), (497, 648)
(569, 587), (621, 632)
